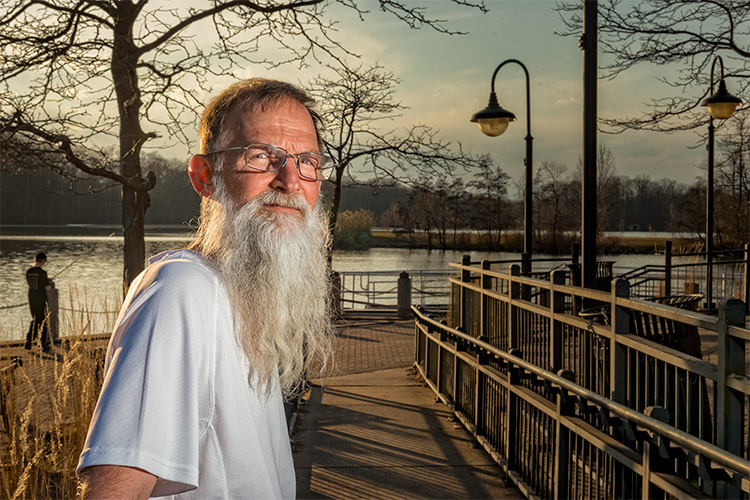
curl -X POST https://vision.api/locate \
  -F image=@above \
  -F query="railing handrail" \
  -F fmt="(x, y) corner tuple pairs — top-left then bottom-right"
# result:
(413, 305), (750, 477)
(616, 264), (665, 280)
(671, 247), (747, 259)
(448, 264), (723, 333)
(334, 269), (454, 276)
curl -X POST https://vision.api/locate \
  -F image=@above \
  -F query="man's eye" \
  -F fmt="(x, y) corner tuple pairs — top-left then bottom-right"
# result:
(248, 150), (269, 160)
(300, 155), (318, 167)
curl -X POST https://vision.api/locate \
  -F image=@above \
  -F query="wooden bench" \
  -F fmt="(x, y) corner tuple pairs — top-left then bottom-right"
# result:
(579, 294), (703, 358)
(628, 294), (703, 358)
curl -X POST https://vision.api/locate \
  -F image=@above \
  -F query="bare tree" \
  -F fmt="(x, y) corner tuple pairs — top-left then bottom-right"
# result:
(309, 63), (482, 238)
(566, 144), (621, 232)
(557, 0), (749, 132)
(0, 0), (486, 289)
(535, 159), (570, 251)
(468, 155), (510, 250)
(715, 113), (750, 246)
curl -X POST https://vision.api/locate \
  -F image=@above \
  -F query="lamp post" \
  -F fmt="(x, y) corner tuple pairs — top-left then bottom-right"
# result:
(470, 59), (533, 273)
(581, 0), (598, 291)
(700, 55), (742, 309)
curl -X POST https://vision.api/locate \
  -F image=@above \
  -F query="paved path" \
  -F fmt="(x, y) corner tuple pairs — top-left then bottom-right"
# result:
(293, 311), (520, 499)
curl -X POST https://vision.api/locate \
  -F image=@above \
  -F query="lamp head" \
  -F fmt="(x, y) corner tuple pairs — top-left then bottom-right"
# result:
(701, 79), (743, 119)
(470, 92), (517, 137)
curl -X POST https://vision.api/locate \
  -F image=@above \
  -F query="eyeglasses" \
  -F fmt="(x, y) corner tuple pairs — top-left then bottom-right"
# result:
(207, 142), (334, 181)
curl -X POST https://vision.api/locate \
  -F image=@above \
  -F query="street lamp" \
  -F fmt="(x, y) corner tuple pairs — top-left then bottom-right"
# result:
(700, 54), (742, 309)
(471, 59), (533, 271)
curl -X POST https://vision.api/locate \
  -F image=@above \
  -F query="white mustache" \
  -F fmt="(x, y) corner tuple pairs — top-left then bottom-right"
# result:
(253, 191), (310, 214)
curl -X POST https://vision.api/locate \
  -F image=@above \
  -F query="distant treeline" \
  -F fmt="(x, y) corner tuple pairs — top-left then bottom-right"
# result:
(2, 154), (748, 253)
(1, 159), (200, 226)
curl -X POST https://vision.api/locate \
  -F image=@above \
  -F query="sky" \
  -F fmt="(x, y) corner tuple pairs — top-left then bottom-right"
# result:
(83, 0), (740, 193)
(219, 0), (716, 190)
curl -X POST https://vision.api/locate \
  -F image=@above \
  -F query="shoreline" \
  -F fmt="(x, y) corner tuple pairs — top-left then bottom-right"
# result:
(0, 224), (699, 255)
(366, 230), (696, 255)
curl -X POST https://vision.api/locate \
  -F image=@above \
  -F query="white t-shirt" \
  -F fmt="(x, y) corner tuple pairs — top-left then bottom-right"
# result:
(77, 250), (295, 499)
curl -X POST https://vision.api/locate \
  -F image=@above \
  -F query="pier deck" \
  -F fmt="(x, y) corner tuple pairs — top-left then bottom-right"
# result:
(1, 311), (518, 499)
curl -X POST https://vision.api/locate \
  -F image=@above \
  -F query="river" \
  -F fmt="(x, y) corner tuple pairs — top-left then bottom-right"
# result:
(0, 225), (665, 341)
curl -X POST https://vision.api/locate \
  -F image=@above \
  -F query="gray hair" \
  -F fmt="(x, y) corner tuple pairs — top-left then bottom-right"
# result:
(199, 78), (323, 156)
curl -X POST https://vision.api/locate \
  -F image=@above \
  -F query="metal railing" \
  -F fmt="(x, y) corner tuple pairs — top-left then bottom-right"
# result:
(618, 242), (750, 311)
(414, 259), (750, 499)
(332, 253), (576, 313)
(334, 269), (454, 311)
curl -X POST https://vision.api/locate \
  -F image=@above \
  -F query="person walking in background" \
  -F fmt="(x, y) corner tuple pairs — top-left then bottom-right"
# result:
(25, 251), (51, 352)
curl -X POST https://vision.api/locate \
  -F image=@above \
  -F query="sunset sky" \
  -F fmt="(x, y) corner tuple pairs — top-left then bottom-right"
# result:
(188, 0), (731, 190)
(177, 1), (733, 189)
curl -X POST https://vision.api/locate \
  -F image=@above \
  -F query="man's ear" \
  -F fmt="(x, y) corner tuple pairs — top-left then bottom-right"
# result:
(188, 154), (215, 197)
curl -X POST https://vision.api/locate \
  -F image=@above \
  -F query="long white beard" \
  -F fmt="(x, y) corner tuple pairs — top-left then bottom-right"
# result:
(191, 186), (333, 397)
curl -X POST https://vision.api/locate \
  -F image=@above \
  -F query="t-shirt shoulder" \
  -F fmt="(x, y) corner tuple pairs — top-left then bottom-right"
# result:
(117, 249), (223, 330)
(138, 249), (218, 291)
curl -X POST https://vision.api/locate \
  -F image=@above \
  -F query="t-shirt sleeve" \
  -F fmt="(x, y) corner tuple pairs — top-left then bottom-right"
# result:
(77, 258), (217, 497)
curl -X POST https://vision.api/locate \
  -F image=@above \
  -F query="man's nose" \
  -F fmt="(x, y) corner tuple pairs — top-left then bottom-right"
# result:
(269, 158), (301, 193)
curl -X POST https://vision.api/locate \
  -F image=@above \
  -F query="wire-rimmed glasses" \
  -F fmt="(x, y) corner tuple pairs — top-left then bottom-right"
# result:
(207, 142), (334, 181)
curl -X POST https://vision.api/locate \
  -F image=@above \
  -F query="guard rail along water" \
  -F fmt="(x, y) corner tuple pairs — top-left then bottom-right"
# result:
(332, 269), (453, 314)
(413, 257), (750, 499)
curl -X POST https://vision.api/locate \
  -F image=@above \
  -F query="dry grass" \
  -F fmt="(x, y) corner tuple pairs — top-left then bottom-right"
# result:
(0, 286), (115, 500)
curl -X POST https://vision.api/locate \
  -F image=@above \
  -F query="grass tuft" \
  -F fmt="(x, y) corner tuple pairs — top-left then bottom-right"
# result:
(0, 287), (115, 499)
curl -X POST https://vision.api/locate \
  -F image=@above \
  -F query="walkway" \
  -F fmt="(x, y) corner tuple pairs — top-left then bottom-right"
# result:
(293, 311), (519, 499)
(1, 311), (520, 499)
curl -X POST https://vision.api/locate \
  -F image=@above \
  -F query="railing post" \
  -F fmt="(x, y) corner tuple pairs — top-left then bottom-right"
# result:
(48, 281), (60, 341)
(610, 278), (630, 405)
(717, 298), (745, 499)
(505, 348), (522, 479)
(414, 316), (420, 367)
(744, 244), (749, 314)
(570, 242), (582, 315)
(480, 260), (491, 339)
(397, 271), (412, 319)
(664, 240), (672, 297)
(521, 252), (531, 300)
(508, 265), (521, 352)
(707, 248), (714, 310)
(330, 271), (343, 318)
(642, 406), (671, 500)
(550, 270), (566, 373)
(475, 330), (488, 439)
(610, 278), (632, 499)
(460, 255), (471, 329)
(521, 252), (531, 276)
(553, 369), (576, 500)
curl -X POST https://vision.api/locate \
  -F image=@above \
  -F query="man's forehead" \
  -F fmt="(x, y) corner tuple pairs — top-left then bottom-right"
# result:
(225, 97), (318, 146)
(230, 97), (311, 123)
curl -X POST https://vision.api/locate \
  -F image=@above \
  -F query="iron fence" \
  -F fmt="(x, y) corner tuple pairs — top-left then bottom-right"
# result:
(414, 259), (750, 499)
(618, 243), (750, 311)
(334, 269), (454, 311)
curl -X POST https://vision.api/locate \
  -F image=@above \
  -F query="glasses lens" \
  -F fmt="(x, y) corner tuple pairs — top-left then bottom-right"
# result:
(244, 144), (283, 172)
(297, 153), (326, 180)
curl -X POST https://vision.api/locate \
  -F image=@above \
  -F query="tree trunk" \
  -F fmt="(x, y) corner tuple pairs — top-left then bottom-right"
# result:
(113, 2), (150, 293)
(329, 166), (344, 238)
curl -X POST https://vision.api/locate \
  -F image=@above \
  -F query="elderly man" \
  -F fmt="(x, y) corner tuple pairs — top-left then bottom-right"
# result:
(77, 78), (334, 499)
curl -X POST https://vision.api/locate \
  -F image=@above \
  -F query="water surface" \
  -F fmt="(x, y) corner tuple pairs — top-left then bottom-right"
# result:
(1, 225), (665, 341)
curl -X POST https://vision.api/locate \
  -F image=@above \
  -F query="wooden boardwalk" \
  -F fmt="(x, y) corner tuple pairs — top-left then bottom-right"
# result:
(1, 311), (518, 499)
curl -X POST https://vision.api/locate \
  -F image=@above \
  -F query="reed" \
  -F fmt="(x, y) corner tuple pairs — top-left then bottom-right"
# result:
(0, 285), (115, 500)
